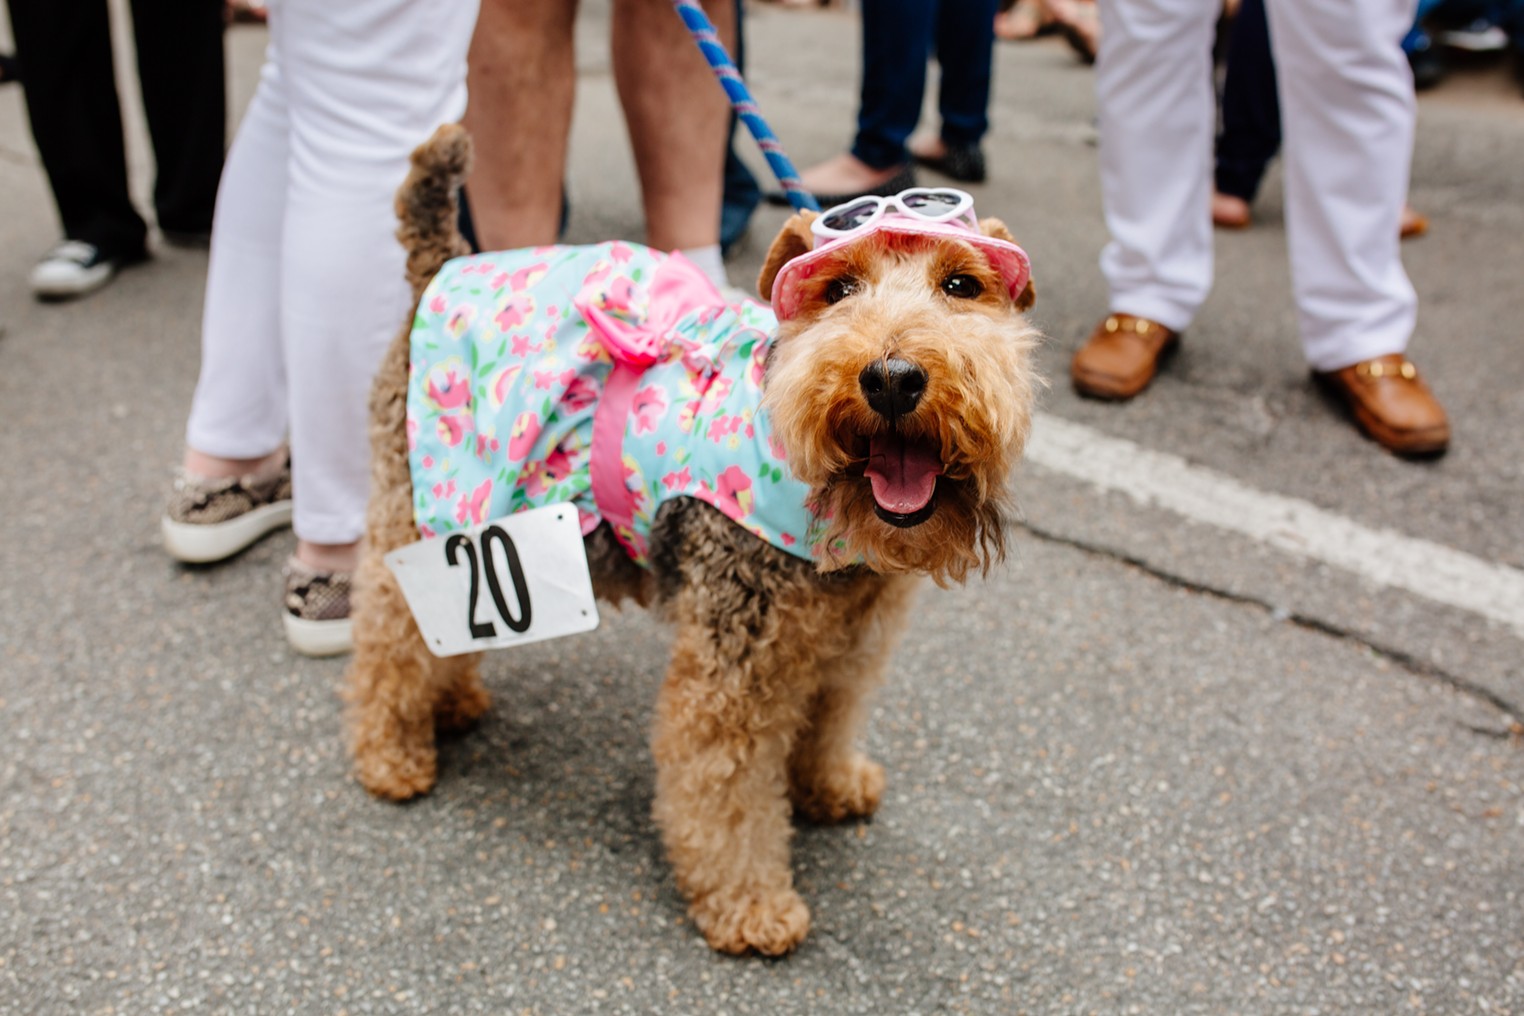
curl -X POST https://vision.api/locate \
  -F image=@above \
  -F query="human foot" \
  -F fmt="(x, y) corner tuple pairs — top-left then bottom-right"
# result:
(1212, 190), (1252, 229)
(1046, 0), (1100, 63)
(994, 0), (1046, 40)
(183, 446), (287, 481)
(1399, 204), (1428, 240)
(796, 153), (914, 205)
(162, 449), (292, 563)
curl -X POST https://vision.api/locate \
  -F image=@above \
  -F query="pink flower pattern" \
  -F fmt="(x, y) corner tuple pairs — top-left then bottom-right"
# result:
(534, 368), (576, 391)
(662, 466), (692, 491)
(455, 479), (493, 526)
(435, 414), (469, 447)
(507, 411), (541, 461)
(424, 360), (472, 411)
(631, 384), (669, 435)
(706, 414), (742, 443)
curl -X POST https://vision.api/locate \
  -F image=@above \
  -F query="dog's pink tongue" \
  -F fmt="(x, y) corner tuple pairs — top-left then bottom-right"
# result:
(865, 436), (942, 514)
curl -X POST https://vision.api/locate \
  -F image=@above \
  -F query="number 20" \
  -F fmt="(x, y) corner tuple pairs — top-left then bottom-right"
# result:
(445, 526), (532, 639)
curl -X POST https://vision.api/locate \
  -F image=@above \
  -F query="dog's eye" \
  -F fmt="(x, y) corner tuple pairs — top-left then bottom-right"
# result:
(824, 276), (859, 305)
(942, 274), (983, 299)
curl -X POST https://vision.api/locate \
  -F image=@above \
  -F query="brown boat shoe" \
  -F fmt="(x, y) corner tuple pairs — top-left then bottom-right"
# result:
(1071, 313), (1180, 400)
(1315, 354), (1450, 457)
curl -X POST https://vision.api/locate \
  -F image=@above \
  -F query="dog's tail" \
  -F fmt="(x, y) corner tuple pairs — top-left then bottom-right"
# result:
(360, 124), (474, 556)
(395, 122), (474, 304)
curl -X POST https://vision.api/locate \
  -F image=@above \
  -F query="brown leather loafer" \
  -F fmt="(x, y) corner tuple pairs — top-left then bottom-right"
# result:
(1071, 313), (1179, 400)
(1316, 354), (1450, 457)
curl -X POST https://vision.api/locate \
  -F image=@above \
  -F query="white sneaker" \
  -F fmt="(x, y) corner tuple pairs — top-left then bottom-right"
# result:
(29, 241), (122, 300)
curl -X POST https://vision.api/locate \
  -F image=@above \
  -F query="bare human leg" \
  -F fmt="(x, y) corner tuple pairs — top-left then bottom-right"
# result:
(463, 0), (578, 250)
(612, 0), (735, 253)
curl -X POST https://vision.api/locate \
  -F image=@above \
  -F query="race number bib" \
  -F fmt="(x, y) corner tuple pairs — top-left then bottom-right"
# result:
(385, 503), (600, 657)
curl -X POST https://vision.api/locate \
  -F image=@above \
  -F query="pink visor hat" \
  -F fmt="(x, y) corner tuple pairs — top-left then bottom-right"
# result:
(768, 199), (1032, 322)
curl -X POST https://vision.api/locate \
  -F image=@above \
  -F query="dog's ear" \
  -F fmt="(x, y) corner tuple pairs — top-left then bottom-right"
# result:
(757, 210), (818, 303)
(979, 216), (1036, 312)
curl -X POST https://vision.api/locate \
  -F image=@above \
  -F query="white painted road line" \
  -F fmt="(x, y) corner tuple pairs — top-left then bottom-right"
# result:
(1025, 414), (1524, 638)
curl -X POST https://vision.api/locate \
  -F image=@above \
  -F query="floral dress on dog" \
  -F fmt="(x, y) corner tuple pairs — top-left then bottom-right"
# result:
(407, 242), (829, 566)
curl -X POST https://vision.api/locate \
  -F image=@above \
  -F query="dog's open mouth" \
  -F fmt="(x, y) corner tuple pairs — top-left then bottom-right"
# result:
(865, 434), (942, 528)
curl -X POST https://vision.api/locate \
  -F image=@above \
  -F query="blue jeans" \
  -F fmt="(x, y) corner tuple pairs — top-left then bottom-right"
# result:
(852, 0), (999, 170)
(1404, 0), (1524, 51)
(1403, 0), (1452, 53)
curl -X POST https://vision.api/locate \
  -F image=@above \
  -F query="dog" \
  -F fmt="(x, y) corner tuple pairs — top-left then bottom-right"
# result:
(344, 124), (1039, 956)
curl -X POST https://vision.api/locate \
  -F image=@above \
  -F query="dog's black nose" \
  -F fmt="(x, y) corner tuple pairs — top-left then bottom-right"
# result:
(859, 357), (927, 420)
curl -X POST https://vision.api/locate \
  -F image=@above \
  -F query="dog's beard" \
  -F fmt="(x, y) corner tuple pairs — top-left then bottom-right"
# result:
(769, 392), (1021, 585)
(811, 471), (1010, 585)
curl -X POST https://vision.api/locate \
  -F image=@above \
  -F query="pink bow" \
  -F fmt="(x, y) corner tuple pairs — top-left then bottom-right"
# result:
(574, 251), (728, 369)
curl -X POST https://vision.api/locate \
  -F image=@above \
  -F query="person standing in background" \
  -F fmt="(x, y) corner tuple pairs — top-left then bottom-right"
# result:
(461, 0), (737, 292)
(161, 0), (481, 656)
(5, 0), (225, 300)
(792, 0), (1002, 204)
(1072, 0), (1451, 457)
(1210, 0), (1430, 239)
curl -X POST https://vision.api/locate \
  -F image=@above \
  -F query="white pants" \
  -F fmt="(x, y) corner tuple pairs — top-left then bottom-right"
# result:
(1095, 0), (1419, 371)
(185, 0), (478, 544)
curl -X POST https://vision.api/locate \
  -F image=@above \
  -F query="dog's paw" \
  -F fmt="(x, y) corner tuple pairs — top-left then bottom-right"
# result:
(792, 754), (884, 824)
(691, 888), (812, 957)
(434, 679), (491, 737)
(353, 743), (438, 802)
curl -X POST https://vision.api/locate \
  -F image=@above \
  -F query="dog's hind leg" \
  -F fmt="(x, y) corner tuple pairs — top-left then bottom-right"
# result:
(345, 575), (480, 800)
(432, 660), (491, 736)
(787, 578), (916, 824)
(344, 328), (485, 799)
(344, 454), (484, 799)
(343, 122), (484, 801)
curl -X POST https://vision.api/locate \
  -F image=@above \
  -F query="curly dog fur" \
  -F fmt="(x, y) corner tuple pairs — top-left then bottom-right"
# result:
(345, 124), (1040, 956)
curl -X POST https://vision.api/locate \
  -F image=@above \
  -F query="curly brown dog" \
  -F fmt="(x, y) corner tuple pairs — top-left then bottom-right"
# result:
(345, 124), (1040, 956)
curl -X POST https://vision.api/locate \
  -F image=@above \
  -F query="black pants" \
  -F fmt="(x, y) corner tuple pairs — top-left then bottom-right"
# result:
(1214, 0), (1280, 205)
(5, 0), (225, 259)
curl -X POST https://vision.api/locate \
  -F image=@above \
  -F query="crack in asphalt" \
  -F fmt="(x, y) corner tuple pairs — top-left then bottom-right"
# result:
(1017, 521), (1524, 738)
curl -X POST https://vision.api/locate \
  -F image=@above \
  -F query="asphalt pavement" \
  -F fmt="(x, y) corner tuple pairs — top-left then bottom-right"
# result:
(1, 4), (1522, 1014)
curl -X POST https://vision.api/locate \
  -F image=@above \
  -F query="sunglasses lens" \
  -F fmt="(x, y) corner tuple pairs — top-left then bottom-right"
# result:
(901, 191), (964, 216)
(821, 199), (881, 233)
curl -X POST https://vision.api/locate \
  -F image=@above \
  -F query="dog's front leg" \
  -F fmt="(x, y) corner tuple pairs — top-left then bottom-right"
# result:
(788, 577), (916, 824)
(344, 314), (491, 801)
(652, 622), (815, 956)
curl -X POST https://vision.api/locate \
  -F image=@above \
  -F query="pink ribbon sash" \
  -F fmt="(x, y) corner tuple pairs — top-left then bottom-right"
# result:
(574, 252), (727, 551)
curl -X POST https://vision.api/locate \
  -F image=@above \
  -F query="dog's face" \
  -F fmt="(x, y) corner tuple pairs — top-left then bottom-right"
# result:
(758, 212), (1040, 584)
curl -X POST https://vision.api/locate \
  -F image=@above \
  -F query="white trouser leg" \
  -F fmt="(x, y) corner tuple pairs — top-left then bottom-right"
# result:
(277, 0), (475, 544)
(189, 0), (477, 546)
(1265, 0), (1419, 371)
(185, 47), (291, 461)
(1095, 0), (1219, 332)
